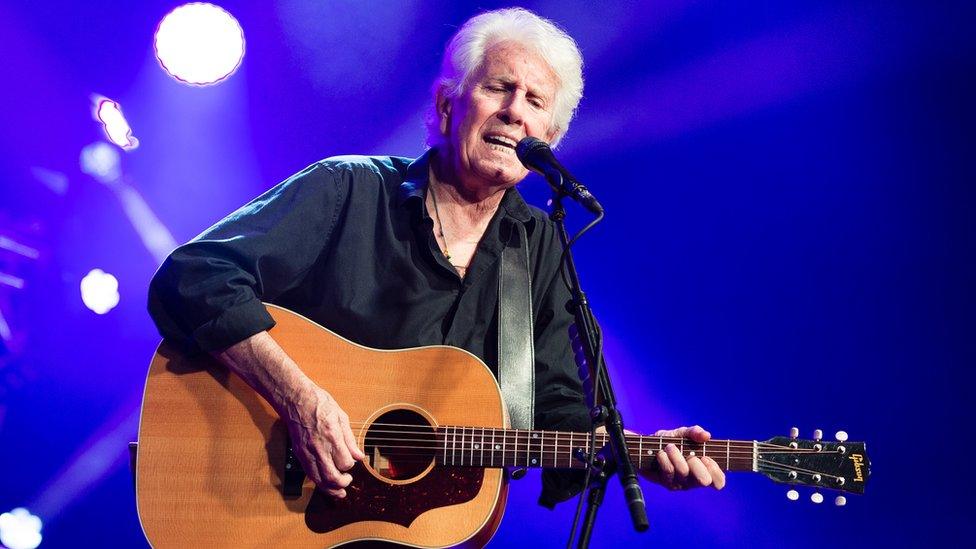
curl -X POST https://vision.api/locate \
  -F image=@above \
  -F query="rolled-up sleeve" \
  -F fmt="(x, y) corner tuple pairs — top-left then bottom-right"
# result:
(147, 163), (346, 353)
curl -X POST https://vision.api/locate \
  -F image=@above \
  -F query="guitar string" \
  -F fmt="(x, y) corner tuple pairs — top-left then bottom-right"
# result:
(343, 448), (829, 466)
(339, 422), (824, 449)
(756, 459), (844, 481)
(336, 440), (840, 460)
(320, 454), (846, 482)
(348, 436), (810, 453)
(337, 453), (850, 485)
(336, 428), (834, 453)
(351, 432), (830, 450)
(340, 421), (848, 449)
(327, 433), (848, 463)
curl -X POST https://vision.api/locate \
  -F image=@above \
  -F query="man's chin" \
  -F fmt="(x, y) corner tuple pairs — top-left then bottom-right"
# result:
(475, 160), (526, 187)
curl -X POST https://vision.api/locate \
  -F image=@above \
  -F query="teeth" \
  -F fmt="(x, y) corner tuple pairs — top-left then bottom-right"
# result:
(485, 135), (517, 148)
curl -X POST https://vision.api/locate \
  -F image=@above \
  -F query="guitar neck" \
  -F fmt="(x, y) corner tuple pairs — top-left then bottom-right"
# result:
(434, 426), (756, 472)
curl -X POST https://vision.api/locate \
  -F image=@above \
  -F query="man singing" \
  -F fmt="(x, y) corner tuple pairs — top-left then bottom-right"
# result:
(148, 7), (724, 512)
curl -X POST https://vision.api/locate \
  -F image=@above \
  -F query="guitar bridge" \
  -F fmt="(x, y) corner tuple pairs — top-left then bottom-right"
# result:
(283, 437), (306, 499)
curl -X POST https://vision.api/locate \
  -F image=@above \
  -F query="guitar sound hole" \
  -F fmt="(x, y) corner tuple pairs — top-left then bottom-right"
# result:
(364, 409), (435, 481)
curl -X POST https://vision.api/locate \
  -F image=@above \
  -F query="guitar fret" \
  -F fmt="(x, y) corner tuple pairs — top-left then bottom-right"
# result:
(752, 441), (758, 472)
(529, 431), (537, 467)
(517, 430), (523, 467)
(570, 432), (577, 467)
(515, 429), (521, 467)
(553, 431), (558, 468)
(439, 429), (755, 473)
(523, 430), (529, 468)
(490, 428), (495, 467)
(510, 430), (515, 467)
(519, 430), (524, 468)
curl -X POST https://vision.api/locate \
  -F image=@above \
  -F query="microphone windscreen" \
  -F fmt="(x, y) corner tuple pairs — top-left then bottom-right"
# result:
(516, 137), (554, 171)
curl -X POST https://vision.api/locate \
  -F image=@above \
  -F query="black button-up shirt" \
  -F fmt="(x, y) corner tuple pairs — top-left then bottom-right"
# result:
(148, 150), (589, 506)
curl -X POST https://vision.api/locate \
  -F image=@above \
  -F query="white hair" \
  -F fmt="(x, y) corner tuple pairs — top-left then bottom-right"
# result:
(425, 8), (584, 148)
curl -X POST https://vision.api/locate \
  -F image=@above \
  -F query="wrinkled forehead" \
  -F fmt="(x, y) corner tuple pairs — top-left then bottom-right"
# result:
(469, 40), (560, 102)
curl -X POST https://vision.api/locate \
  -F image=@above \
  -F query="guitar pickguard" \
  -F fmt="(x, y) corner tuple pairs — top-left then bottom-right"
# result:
(305, 464), (484, 533)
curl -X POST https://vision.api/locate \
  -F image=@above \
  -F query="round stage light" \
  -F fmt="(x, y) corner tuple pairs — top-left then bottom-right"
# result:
(153, 3), (245, 86)
(80, 142), (121, 183)
(0, 508), (42, 549)
(80, 269), (120, 315)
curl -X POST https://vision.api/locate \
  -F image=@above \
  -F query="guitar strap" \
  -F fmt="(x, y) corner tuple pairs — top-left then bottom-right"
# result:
(497, 220), (535, 429)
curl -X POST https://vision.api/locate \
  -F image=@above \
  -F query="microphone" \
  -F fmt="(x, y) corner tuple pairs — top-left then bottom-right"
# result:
(516, 137), (604, 215)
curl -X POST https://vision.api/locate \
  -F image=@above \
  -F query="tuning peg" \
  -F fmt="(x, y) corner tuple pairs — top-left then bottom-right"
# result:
(811, 492), (824, 504)
(789, 427), (799, 439)
(835, 496), (847, 507)
(813, 429), (823, 441)
(835, 430), (849, 442)
(787, 489), (799, 501)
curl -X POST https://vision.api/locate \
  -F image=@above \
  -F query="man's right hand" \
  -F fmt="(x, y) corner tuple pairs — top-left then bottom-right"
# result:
(213, 331), (365, 499)
(282, 384), (366, 498)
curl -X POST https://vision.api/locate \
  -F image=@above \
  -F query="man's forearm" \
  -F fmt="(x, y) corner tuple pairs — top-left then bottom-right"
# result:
(212, 331), (314, 419)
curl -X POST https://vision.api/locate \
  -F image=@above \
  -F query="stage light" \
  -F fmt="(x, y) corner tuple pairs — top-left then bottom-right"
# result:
(0, 508), (42, 549)
(92, 96), (138, 150)
(80, 269), (120, 315)
(154, 3), (245, 86)
(80, 142), (121, 184)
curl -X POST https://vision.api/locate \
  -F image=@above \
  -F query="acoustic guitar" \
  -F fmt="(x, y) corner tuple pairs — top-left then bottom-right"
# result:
(135, 304), (870, 547)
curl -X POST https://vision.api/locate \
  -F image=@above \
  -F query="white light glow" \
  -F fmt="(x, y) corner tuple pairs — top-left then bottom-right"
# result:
(80, 269), (120, 315)
(92, 96), (138, 150)
(80, 142), (121, 184)
(154, 3), (245, 85)
(0, 508), (42, 549)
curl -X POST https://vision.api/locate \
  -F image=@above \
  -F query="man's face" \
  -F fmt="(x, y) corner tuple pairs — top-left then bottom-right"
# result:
(440, 41), (559, 193)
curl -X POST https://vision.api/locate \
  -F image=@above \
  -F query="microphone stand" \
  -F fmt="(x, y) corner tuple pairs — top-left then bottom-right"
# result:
(549, 193), (650, 548)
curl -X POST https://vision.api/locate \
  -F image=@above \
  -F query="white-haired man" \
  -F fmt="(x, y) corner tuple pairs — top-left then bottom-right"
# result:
(148, 8), (724, 510)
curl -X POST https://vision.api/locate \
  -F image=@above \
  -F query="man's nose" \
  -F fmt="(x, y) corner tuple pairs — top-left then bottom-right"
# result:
(498, 93), (527, 126)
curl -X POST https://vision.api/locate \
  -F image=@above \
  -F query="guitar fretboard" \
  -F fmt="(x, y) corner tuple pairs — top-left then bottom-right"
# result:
(434, 426), (756, 472)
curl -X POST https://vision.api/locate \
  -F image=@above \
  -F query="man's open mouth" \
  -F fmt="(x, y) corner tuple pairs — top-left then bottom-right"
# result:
(484, 134), (518, 151)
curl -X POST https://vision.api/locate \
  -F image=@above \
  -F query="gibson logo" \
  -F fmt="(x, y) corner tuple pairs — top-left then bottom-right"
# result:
(849, 454), (865, 482)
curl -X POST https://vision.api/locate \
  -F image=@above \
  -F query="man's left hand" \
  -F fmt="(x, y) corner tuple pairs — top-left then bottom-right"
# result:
(646, 425), (726, 491)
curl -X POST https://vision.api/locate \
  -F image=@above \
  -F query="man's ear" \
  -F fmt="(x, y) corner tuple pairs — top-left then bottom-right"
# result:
(546, 127), (559, 145)
(436, 88), (452, 136)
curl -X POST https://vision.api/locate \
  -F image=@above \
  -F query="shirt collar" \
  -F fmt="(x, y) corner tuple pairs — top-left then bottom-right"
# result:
(398, 149), (534, 225)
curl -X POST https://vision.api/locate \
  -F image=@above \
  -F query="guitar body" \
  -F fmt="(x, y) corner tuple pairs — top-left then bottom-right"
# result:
(136, 304), (509, 548)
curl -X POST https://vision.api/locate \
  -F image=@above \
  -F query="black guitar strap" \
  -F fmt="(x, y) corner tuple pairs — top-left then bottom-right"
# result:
(497, 220), (535, 429)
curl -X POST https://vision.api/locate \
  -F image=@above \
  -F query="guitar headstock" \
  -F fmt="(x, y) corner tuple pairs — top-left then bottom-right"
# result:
(758, 428), (870, 501)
